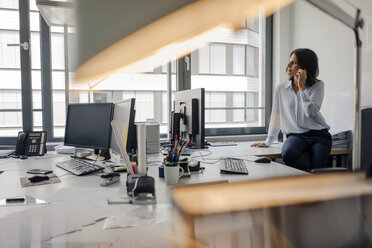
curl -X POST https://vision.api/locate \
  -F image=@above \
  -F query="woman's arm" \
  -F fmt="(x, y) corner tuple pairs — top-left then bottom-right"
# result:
(299, 80), (324, 118)
(263, 87), (281, 147)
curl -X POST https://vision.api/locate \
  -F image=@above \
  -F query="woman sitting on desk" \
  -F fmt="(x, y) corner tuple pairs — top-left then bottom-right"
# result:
(252, 48), (331, 171)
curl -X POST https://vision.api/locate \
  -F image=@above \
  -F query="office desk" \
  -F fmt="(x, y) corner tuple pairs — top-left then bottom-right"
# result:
(252, 142), (351, 167)
(0, 143), (307, 247)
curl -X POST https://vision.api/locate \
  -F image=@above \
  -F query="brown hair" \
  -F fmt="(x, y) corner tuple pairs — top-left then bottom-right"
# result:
(290, 48), (319, 87)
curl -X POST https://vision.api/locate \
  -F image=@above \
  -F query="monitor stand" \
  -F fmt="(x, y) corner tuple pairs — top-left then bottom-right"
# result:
(96, 149), (111, 160)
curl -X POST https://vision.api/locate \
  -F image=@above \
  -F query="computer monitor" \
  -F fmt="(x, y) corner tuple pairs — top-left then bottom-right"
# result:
(173, 88), (205, 149)
(64, 103), (114, 154)
(110, 98), (137, 154)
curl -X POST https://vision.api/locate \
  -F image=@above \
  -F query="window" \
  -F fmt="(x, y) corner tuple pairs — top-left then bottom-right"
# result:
(205, 92), (226, 123)
(191, 13), (269, 135)
(61, 63), (177, 136)
(123, 91), (154, 122)
(233, 45), (245, 75)
(198, 44), (226, 74)
(49, 26), (66, 137)
(0, 4), (21, 138)
(247, 45), (258, 77)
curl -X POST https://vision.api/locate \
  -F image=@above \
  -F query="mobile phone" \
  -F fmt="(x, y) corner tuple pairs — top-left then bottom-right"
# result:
(27, 169), (53, 175)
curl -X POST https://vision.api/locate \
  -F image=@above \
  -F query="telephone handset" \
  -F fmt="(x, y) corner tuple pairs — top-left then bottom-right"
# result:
(15, 131), (47, 157)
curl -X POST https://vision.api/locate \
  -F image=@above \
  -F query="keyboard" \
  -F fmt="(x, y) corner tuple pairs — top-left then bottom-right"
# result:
(56, 159), (104, 176)
(220, 158), (248, 175)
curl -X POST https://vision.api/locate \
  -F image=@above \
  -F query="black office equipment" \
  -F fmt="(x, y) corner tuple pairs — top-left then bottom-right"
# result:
(27, 169), (53, 175)
(220, 158), (248, 174)
(100, 172), (120, 186)
(361, 108), (372, 177)
(255, 157), (271, 163)
(56, 159), (104, 176)
(170, 112), (183, 141)
(172, 88), (205, 149)
(131, 176), (156, 205)
(64, 103), (114, 158)
(28, 175), (49, 183)
(5, 197), (25, 204)
(15, 131), (47, 157)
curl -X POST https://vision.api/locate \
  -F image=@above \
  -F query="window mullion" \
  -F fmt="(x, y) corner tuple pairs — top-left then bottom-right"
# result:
(176, 54), (191, 91)
(265, 16), (273, 131)
(19, 0), (33, 131)
(64, 24), (70, 109)
(40, 14), (53, 140)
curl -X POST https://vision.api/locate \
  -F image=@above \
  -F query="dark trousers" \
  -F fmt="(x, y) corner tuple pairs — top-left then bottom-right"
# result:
(281, 129), (332, 171)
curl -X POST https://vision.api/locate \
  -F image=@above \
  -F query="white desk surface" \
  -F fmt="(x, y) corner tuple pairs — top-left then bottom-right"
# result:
(0, 142), (306, 247)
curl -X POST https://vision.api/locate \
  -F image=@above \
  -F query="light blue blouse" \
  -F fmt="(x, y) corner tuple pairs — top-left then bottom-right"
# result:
(264, 80), (330, 147)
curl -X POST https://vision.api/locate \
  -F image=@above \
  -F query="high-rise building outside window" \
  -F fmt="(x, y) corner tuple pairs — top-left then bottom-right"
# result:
(191, 13), (266, 134)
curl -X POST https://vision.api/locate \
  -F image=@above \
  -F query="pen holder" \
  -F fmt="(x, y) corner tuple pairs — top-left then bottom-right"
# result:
(164, 162), (184, 185)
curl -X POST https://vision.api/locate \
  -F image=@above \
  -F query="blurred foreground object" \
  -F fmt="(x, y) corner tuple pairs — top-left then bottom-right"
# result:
(172, 173), (372, 248)
(73, 0), (293, 83)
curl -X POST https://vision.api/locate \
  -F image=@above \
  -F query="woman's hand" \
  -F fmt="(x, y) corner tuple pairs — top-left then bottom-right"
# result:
(295, 69), (307, 91)
(251, 142), (267, 148)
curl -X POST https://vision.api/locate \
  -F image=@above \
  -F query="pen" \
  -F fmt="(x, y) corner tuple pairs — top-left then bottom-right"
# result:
(171, 141), (175, 155)
(180, 139), (191, 156)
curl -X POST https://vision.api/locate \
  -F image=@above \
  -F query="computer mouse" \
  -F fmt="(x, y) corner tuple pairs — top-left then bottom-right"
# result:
(254, 157), (271, 163)
(28, 175), (49, 183)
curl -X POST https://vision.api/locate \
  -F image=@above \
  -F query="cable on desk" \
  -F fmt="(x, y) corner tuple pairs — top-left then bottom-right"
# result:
(190, 151), (212, 159)
(190, 151), (220, 164)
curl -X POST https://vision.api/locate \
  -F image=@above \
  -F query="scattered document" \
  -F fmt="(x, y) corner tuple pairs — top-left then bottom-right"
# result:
(103, 204), (172, 229)
(0, 202), (110, 247)
(20, 174), (61, 187)
(209, 141), (237, 147)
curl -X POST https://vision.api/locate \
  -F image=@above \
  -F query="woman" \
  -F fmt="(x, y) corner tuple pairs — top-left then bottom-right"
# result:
(252, 48), (331, 171)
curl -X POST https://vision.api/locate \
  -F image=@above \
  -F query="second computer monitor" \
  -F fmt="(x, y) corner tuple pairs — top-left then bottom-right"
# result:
(173, 88), (205, 149)
(64, 103), (114, 152)
(110, 98), (136, 154)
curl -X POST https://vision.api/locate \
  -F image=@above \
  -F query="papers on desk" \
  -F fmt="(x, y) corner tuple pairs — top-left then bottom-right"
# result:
(0, 202), (110, 247)
(0, 195), (48, 207)
(209, 141), (237, 147)
(20, 173), (61, 187)
(47, 187), (122, 202)
(103, 204), (172, 229)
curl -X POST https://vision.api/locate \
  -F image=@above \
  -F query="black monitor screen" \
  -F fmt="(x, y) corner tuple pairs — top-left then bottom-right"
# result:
(64, 103), (113, 150)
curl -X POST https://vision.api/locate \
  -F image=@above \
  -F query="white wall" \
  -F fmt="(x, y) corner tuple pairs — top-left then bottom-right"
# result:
(273, 0), (372, 134)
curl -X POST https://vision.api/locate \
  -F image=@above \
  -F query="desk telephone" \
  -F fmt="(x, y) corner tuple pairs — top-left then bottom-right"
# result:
(15, 131), (47, 156)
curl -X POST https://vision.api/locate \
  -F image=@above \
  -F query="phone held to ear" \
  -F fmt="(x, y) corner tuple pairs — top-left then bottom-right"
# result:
(15, 131), (47, 157)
